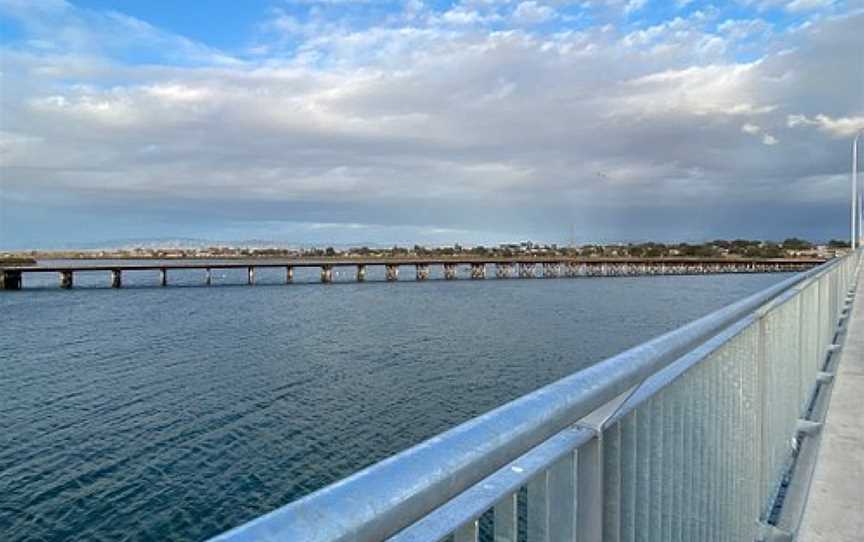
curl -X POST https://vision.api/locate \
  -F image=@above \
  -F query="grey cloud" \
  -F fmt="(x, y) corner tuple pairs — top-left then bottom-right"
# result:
(1, 2), (862, 247)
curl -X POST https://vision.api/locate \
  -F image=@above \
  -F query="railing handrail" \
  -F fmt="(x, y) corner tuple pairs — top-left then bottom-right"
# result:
(210, 255), (849, 542)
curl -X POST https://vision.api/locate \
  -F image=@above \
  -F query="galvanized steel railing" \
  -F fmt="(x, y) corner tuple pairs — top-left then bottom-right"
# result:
(211, 250), (861, 542)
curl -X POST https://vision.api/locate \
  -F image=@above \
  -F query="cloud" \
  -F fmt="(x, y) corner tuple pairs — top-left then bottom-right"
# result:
(761, 134), (778, 145)
(717, 18), (772, 41)
(785, 0), (835, 12)
(787, 114), (864, 138)
(624, 0), (648, 15)
(0, 1), (862, 246)
(512, 1), (557, 24)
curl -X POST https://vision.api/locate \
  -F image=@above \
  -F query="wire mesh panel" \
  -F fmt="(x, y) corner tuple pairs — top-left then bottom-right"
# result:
(588, 254), (859, 542)
(598, 322), (763, 542)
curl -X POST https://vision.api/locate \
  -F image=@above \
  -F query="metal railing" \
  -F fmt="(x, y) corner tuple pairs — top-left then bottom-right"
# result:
(210, 250), (861, 542)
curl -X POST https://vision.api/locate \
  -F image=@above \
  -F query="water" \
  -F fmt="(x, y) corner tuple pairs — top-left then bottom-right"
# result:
(1, 267), (790, 541)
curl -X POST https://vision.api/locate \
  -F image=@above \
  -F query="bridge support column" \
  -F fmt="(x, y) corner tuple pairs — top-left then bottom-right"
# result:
(321, 265), (333, 283)
(385, 265), (399, 282)
(519, 263), (535, 278)
(205, 268), (212, 286)
(1, 270), (22, 290)
(443, 263), (457, 280)
(416, 264), (430, 281)
(470, 263), (486, 279)
(286, 266), (294, 283)
(356, 265), (366, 282)
(59, 270), (73, 289)
(495, 263), (513, 279)
(159, 268), (167, 287)
(110, 269), (122, 288)
(248, 267), (255, 285)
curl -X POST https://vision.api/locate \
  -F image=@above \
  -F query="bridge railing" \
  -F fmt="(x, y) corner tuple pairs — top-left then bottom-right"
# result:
(210, 250), (861, 542)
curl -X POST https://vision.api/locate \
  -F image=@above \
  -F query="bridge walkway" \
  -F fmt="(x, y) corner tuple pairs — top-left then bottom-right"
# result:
(799, 266), (864, 541)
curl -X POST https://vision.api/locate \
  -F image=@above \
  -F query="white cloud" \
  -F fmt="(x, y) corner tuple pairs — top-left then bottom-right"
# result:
(741, 123), (762, 134)
(786, 0), (835, 12)
(620, 64), (778, 117)
(717, 18), (772, 40)
(787, 114), (864, 138)
(512, 1), (556, 24)
(762, 134), (778, 145)
(625, 0), (648, 15)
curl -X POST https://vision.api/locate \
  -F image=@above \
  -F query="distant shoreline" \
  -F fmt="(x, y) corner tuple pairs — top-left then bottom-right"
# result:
(2, 239), (848, 264)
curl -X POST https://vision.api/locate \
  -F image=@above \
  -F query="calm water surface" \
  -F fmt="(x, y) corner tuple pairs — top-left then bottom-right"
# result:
(0, 267), (790, 541)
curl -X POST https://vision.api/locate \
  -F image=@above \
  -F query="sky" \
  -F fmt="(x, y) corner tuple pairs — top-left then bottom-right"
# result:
(0, 0), (863, 249)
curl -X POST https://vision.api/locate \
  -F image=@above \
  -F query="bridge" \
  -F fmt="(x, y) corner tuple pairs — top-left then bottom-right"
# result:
(0, 256), (824, 290)
(205, 249), (861, 541)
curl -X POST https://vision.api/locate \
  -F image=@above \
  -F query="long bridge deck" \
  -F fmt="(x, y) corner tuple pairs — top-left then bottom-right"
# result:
(0, 256), (826, 290)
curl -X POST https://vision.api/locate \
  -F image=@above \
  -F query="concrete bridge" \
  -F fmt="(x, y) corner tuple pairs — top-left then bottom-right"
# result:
(0, 256), (824, 290)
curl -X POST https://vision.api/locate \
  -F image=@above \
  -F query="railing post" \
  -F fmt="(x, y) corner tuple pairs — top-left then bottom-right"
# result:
(548, 450), (577, 540)
(527, 470), (550, 541)
(493, 493), (517, 542)
(576, 436), (603, 542)
(756, 308), (769, 513)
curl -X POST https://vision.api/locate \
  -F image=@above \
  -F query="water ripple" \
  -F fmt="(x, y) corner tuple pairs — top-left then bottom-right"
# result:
(0, 273), (788, 541)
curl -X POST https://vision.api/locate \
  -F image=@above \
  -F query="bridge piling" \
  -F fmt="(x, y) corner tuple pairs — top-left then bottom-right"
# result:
(110, 269), (122, 288)
(356, 265), (366, 282)
(205, 268), (212, 286)
(386, 265), (399, 282)
(286, 266), (294, 283)
(1, 270), (22, 290)
(443, 263), (457, 280)
(159, 268), (167, 287)
(495, 263), (513, 279)
(321, 266), (333, 283)
(59, 270), (73, 289)
(416, 264), (430, 281)
(247, 267), (255, 285)
(470, 263), (486, 279)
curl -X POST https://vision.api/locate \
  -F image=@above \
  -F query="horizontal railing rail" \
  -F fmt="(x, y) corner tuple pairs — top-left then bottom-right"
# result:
(210, 250), (860, 542)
